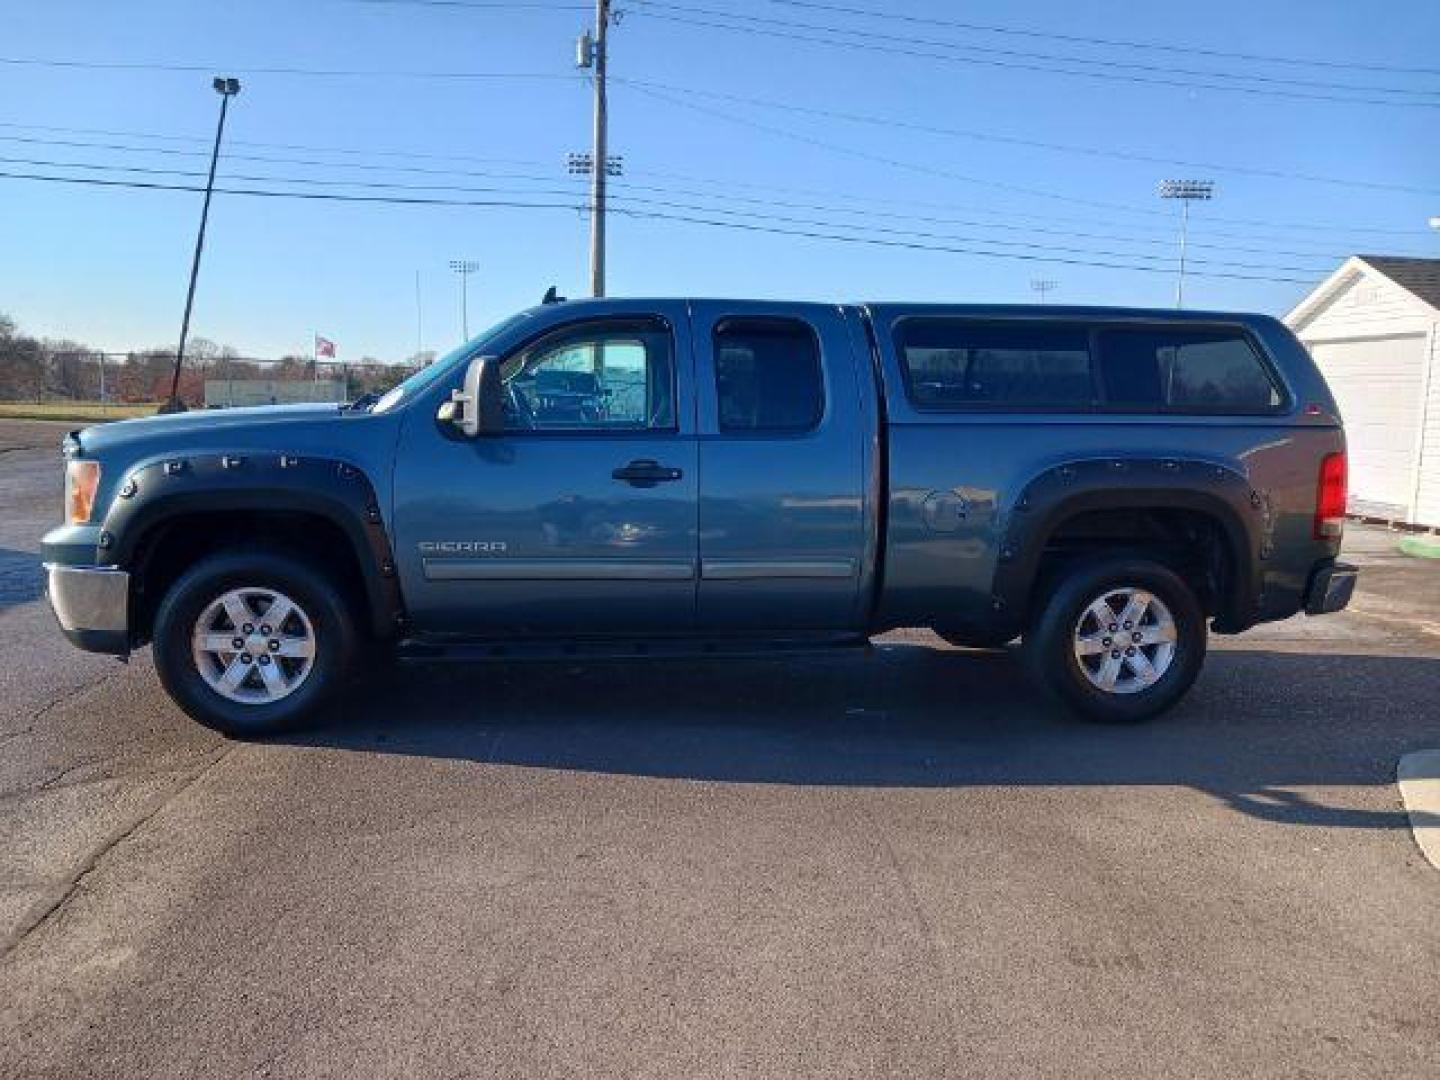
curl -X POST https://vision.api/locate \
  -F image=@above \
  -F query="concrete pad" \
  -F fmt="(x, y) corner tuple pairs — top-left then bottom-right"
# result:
(1397, 750), (1440, 870)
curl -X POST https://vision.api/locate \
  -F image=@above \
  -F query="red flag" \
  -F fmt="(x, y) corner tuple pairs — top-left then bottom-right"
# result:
(315, 335), (337, 359)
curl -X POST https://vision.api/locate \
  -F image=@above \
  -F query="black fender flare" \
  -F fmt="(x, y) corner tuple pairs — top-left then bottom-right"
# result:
(99, 452), (404, 639)
(992, 456), (1270, 634)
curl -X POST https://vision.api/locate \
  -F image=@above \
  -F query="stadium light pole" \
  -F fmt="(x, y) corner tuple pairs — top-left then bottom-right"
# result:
(1031, 279), (1058, 304)
(449, 259), (479, 341)
(1158, 179), (1214, 310)
(163, 76), (241, 413)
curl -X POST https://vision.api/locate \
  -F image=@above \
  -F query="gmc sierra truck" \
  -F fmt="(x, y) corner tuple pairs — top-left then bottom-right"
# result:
(42, 297), (1356, 735)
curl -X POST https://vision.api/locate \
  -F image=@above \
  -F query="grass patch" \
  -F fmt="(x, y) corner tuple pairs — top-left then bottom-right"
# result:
(0, 401), (160, 422)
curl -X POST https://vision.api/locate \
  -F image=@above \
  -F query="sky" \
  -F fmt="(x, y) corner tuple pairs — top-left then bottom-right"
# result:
(1, 0), (1437, 361)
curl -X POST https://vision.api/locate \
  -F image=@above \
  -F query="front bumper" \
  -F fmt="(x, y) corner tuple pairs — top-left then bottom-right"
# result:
(1304, 561), (1358, 616)
(44, 563), (130, 655)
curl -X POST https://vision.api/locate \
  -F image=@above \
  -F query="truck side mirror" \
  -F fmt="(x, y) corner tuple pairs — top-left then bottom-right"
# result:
(439, 355), (505, 436)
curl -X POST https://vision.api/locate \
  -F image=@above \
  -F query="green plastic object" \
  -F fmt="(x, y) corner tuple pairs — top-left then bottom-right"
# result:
(1398, 535), (1440, 560)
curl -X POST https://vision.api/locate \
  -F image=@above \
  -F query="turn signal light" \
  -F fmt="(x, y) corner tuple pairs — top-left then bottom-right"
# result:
(1314, 452), (1346, 541)
(65, 459), (101, 525)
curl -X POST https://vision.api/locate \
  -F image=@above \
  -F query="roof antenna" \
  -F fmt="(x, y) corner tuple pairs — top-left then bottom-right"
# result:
(542, 285), (566, 304)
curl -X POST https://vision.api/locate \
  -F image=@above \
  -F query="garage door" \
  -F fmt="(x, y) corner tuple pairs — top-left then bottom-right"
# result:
(1308, 335), (1425, 519)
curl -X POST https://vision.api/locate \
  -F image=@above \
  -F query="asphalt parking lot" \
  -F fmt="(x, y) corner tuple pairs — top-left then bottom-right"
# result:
(1, 418), (1438, 1078)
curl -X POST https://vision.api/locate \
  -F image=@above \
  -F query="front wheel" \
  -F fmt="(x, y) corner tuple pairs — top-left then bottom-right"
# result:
(1023, 556), (1206, 723)
(152, 550), (359, 736)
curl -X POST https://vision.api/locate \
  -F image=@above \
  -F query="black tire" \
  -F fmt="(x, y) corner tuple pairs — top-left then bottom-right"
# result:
(152, 550), (359, 737)
(1022, 556), (1206, 723)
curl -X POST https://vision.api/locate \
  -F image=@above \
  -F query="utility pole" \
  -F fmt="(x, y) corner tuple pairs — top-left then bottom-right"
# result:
(163, 76), (241, 413)
(576, 0), (611, 297)
(1158, 179), (1214, 310)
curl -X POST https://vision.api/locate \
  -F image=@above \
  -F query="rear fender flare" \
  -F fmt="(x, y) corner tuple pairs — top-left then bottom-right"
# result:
(993, 456), (1269, 634)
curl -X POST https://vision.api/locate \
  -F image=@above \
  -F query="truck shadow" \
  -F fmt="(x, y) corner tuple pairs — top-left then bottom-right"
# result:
(295, 642), (1440, 831)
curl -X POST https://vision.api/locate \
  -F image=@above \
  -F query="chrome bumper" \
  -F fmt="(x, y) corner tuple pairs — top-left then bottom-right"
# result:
(44, 563), (130, 654)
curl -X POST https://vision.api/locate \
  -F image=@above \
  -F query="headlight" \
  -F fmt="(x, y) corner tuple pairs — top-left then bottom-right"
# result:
(65, 460), (102, 525)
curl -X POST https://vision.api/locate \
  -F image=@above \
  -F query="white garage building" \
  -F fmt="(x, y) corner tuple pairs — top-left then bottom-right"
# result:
(1285, 255), (1440, 527)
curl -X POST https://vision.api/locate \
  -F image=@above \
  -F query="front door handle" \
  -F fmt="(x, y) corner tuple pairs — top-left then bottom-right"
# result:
(612, 459), (683, 487)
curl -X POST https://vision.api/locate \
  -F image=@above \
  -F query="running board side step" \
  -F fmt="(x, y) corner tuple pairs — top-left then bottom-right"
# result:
(394, 635), (871, 664)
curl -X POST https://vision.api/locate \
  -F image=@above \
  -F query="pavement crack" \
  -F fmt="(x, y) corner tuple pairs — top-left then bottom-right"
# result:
(859, 802), (966, 1061)
(0, 743), (238, 962)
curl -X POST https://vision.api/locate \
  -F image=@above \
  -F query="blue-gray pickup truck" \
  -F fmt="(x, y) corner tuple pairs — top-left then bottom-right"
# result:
(42, 297), (1356, 734)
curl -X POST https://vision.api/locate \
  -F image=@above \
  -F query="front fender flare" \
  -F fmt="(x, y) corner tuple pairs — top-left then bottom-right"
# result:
(100, 452), (404, 639)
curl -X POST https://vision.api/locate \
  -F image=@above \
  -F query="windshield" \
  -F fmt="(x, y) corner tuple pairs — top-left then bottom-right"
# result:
(371, 310), (533, 414)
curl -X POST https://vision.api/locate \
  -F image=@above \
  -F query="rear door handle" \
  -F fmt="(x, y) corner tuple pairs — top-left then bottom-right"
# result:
(612, 459), (683, 487)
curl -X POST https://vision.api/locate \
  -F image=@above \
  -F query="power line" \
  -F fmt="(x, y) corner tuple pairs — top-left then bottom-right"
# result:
(364, 0), (1439, 78)
(752, 0), (1440, 77)
(626, 4), (1440, 109)
(0, 168), (1321, 284)
(620, 82), (1436, 243)
(623, 81), (1181, 219)
(618, 77), (1440, 196)
(633, 0), (1439, 100)
(1, 122), (1424, 245)
(0, 55), (577, 82)
(0, 153), (1336, 273)
(0, 149), (1350, 265)
(0, 120), (555, 170)
(346, 0), (587, 9)
(0, 133), (585, 189)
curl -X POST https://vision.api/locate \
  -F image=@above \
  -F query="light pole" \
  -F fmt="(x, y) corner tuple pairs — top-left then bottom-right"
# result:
(163, 76), (241, 413)
(1158, 179), (1214, 310)
(449, 259), (479, 341)
(414, 269), (424, 361)
(1031, 279), (1058, 304)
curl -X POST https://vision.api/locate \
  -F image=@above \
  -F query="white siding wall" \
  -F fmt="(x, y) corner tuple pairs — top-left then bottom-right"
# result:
(1415, 325), (1440, 526)
(1290, 268), (1438, 524)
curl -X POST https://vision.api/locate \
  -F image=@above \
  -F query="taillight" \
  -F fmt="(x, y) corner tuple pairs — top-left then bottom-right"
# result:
(65, 459), (101, 525)
(1314, 452), (1346, 541)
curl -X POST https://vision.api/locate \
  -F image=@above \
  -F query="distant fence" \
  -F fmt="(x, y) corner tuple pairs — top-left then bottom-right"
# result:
(205, 379), (345, 408)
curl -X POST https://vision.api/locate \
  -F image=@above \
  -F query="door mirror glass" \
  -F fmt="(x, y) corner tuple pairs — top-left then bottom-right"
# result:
(439, 355), (505, 436)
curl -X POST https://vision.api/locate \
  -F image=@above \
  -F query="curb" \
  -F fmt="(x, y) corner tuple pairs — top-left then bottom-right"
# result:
(1397, 751), (1440, 872)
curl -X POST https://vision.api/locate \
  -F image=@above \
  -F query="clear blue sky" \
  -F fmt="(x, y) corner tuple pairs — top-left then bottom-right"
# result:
(2, 0), (1437, 361)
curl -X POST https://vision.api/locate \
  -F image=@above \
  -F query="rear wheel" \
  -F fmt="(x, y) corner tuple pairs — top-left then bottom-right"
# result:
(152, 550), (358, 736)
(1024, 556), (1206, 722)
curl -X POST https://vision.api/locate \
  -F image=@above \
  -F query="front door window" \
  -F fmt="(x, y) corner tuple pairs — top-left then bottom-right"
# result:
(504, 319), (676, 431)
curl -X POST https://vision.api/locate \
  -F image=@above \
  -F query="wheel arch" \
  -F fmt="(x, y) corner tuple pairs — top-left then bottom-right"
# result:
(994, 457), (1268, 635)
(101, 453), (405, 644)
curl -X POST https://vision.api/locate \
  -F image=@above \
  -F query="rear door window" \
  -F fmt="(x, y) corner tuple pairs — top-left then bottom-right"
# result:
(1097, 327), (1283, 412)
(713, 318), (825, 433)
(895, 320), (1094, 409)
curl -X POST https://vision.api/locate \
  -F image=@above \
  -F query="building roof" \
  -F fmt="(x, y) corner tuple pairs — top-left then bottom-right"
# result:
(1285, 254), (1440, 330)
(1355, 255), (1440, 312)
